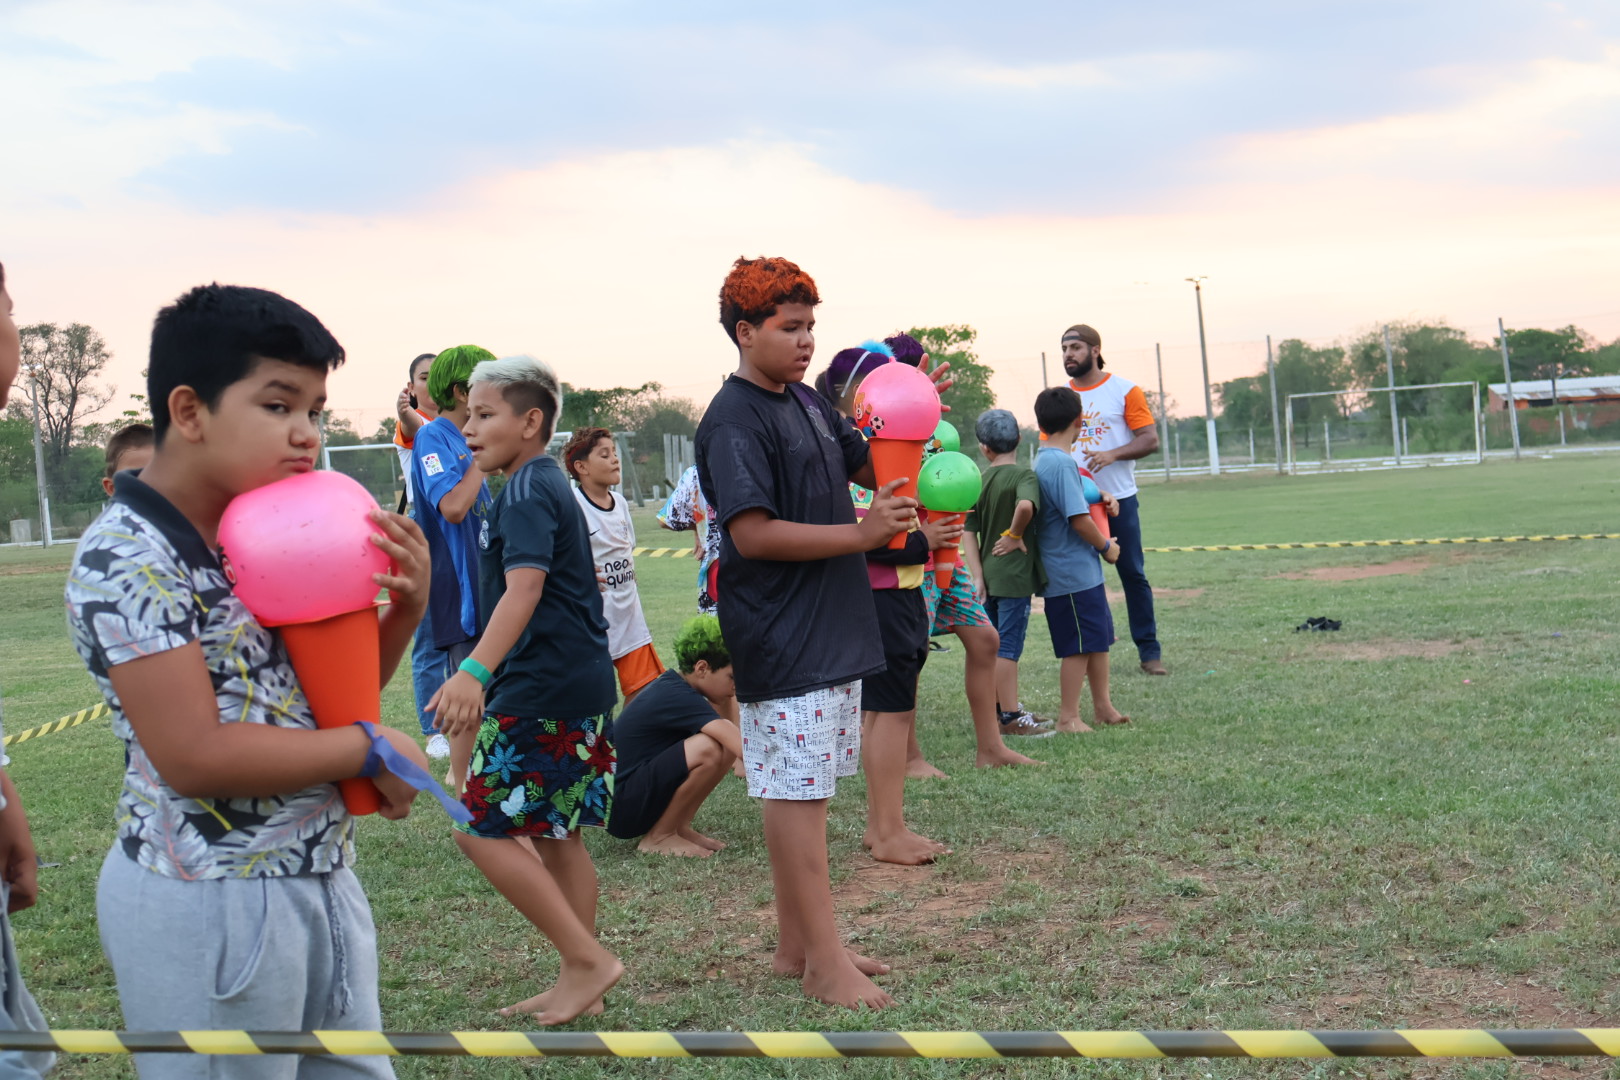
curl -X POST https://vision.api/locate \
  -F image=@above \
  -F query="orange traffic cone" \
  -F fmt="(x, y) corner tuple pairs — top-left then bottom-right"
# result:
(926, 508), (966, 588)
(278, 606), (384, 815)
(867, 438), (925, 550)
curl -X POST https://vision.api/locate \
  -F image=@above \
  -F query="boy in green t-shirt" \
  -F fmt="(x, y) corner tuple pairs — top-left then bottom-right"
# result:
(962, 409), (1052, 737)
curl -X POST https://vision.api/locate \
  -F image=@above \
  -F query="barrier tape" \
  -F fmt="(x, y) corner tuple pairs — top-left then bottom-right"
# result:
(2, 703), (109, 748)
(634, 534), (1619, 558)
(4, 1029), (1619, 1058)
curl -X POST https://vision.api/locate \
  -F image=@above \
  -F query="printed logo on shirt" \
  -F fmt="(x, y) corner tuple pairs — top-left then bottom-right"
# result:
(421, 452), (444, 476)
(1075, 405), (1110, 449)
(479, 517), (490, 551)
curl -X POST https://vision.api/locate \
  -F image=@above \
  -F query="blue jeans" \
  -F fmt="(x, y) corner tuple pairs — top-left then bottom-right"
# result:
(1109, 494), (1160, 663)
(982, 595), (1032, 661)
(409, 592), (446, 737)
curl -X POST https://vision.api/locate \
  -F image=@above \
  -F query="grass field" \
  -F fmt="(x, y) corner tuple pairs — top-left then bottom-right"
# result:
(1, 455), (1618, 1079)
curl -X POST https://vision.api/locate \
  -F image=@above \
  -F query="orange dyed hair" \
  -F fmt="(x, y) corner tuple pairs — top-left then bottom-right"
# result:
(717, 256), (820, 344)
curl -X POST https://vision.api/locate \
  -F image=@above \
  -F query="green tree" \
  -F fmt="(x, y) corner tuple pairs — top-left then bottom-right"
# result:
(1272, 338), (1352, 426)
(558, 382), (662, 433)
(1215, 374), (1271, 429)
(1501, 326), (1591, 389)
(900, 325), (994, 428)
(17, 322), (115, 483)
(1349, 322), (1495, 418)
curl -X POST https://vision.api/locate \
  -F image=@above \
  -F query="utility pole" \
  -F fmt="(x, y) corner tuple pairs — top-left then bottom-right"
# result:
(1382, 325), (1401, 465)
(1041, 351), (1049, 389)
(28, 374), (53, 547)
(1186, 276), (1220, 476)
(1266, 334), (1282, 473)
(1497, 318), (1522, 459)
(1155, 343), (1171, 481)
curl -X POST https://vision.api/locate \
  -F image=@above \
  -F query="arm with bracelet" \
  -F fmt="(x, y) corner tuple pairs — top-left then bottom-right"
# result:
(426, 568), (547, 737)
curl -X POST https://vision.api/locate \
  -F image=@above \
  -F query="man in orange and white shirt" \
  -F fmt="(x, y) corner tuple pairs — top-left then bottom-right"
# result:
(1060, 324), (1168, 675)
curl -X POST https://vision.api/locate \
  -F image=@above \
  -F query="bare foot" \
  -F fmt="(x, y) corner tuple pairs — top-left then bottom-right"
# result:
(905, 758), (949, 780)
(499, 986), (606, 1019)
(500, 955), (624, 1025)
(679, 826), (726, 852)
(975, 746), (1041, 768)
(637, 832), (713, 858)
(1057, 718), (1095, 734)
(802, 958), (895, 1010)
(866, 831), (948, 865)
(1095, 710), (1131, 726)
(773, 948), (891, 978)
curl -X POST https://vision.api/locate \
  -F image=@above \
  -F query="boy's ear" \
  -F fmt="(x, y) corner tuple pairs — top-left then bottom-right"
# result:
(734, 320), (756, 349)
(166, 385), (208, 444)
(693, 659), (711, 678)
(522, 407), (545, 440)
(101, 476), (115, 497)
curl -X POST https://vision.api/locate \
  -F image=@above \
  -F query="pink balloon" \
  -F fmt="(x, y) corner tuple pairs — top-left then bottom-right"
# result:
(852, 362), (941, 440)
(218, 470), (390, 626)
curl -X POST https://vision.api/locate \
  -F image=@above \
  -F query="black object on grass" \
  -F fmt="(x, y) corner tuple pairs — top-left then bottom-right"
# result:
(1295, 616), (1343, 632)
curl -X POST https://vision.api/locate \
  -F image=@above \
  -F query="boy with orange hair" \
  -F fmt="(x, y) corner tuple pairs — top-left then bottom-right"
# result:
(696, 257), (917, 1009)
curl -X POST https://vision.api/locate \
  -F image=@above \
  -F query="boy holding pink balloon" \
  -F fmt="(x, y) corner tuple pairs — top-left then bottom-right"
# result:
(65, 284), (438, 1078)
(431, 353), (623, 1026)
(1032, 387), (1130, 733)
(696, 257), (924, 1010)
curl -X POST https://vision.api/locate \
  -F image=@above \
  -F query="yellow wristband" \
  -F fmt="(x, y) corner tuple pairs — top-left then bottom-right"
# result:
(1001, 529), (1022, 540)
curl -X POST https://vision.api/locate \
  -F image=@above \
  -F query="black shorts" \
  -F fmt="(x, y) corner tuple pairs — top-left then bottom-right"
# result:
(861, 587), (930, 714)
(607, 742), (692, 840)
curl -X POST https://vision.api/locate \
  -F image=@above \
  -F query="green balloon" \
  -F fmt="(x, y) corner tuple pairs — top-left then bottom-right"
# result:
(927, 419), (961, 455)
(917, 451), (982, 513)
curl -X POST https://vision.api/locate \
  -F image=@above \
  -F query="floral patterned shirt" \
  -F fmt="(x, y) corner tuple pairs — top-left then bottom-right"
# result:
(65, 473), (355, 880)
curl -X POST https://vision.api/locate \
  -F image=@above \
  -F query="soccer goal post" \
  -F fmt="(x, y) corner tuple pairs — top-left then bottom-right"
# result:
(1284, 382), (1482, 475)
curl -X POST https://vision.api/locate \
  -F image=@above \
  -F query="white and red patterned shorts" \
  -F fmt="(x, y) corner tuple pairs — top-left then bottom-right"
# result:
(740, 681), (862, 801)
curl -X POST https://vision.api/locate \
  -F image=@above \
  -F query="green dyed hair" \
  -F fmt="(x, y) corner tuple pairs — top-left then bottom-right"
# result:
(428, 344), (497, 411)
(673, 615), (730, 675)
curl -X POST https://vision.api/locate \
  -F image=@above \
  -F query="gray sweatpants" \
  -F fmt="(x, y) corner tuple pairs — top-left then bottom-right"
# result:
(0, 884), (52, 1078)
(98, 851), (393, 1080)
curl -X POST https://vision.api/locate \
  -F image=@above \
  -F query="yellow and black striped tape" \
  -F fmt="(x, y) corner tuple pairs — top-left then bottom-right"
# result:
(634, 534), (1618, 558)
(4, 1029), (1620, 1058)
(2, 703), (109, 748)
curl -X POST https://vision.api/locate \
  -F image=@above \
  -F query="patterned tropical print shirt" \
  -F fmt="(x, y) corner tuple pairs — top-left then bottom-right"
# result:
(65, 473), (355, 880)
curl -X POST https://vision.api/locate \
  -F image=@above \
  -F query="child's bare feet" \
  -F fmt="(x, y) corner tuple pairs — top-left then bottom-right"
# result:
(637, 832), (713, 858)
(500, 954), (624, 1025)
(1057, 717), (1095, 734)
(680, 827), (726, 852)
(905, 757), (949, 780)
(803, 956), (895, 1010)
(499, 987), (606, 1019)
(864, 829), (949, 865)
(975, 746), (1041, 768)
(773, 947), (891, 978)
(1095, 709), (1131, 726)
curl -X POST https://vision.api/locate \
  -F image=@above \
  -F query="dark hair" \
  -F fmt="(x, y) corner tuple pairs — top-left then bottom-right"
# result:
(104, 423), (155, 479)
(673, 615), (730, 675)
(1034, 386), (1082, 436)
(561, 426), (614, 481)
(717, 256), (820, 345)
(408, 352), (436, 379)
(814, 342), (892, 405)
(148, 284), (344, 442)
(883, 333), (926, 367)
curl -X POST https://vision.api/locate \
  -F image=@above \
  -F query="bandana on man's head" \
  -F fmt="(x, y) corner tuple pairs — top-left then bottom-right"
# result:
(1062, 324), (1101, 348)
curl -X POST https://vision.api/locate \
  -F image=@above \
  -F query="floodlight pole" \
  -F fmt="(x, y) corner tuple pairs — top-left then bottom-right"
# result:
(1186, 276), (1219, 476)
(1497, 317), (1522, 460)
(1265, 334), (1282, 473)
(1155, 344), (1171, 481)
(27, 374), (53, 547)
(1382, 325), (1401, 464)
(1041, 351), (1049, 389)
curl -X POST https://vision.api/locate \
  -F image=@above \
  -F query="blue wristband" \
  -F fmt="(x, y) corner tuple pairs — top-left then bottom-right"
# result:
(352, 721), (473, 823)
(458, 657), (493, 686)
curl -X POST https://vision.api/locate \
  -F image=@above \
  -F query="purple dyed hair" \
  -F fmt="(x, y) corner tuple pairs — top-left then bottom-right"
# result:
(814, 340), (893, 405)
(883, 333), (926, 367)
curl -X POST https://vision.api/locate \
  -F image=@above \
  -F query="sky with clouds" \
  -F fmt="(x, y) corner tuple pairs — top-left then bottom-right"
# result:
(4, 0), (1618, 426)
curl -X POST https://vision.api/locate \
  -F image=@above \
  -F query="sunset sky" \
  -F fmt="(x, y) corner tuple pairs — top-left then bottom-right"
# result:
(4, 1), (1618, 430)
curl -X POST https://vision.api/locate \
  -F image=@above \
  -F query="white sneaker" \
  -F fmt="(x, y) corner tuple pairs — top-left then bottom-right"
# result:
(425, 733), (451, 759)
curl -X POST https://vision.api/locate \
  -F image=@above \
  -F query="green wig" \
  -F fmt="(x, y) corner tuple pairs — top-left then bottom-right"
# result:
(428, 344), (497, 411)
(673, 615), (730, 675)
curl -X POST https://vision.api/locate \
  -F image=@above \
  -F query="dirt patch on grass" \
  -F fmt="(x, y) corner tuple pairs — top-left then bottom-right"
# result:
(1295, 637), (1483, 661)
(1276, 557), (1437, 581)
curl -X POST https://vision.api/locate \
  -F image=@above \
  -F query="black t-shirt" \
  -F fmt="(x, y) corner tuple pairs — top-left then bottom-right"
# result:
(695, 375), (883, 703)
(612, 669), (719, 778)
(478, 454), (617, 719)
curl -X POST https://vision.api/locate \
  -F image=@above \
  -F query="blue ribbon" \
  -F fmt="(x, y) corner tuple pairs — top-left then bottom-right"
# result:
(354, 721), (474, 823)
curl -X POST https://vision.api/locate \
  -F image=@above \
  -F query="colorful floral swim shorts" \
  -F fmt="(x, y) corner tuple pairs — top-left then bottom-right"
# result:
(456, 712), (615, 839)
(922, 559), (992, 636)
